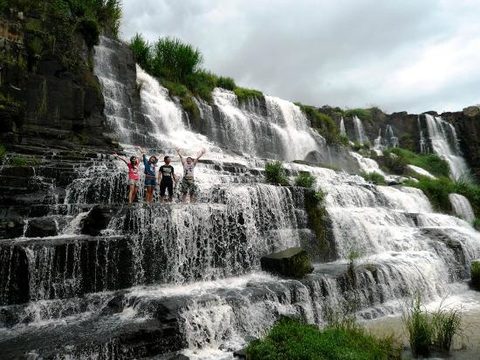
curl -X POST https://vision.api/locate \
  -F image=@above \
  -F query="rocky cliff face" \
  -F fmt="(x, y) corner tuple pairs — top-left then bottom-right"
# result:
(0, 11), (114, 151)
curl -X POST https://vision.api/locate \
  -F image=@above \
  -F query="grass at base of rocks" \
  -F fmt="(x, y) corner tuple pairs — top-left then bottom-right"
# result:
(384, 148), (450, 178)
(360, 171), (386, 185)
(247, 317), (401, 360)
(265, 161), (290, 186)
(404, 177), (480, 216)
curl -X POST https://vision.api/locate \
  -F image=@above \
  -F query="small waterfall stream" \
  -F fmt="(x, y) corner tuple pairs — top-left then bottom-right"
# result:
(424, 114), (469, 179)
(352, 115), (369, 144)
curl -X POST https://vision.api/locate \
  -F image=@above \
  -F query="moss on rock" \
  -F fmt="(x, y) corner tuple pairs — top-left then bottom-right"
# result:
(471, 259), (480, 290)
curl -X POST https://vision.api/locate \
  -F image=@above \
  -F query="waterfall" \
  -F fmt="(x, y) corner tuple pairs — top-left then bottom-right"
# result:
(385, 125), (399, 148)
(449, 193), (475, 223)
(203, 88), (325, 160)
(340, 117), (346, 136)
(373, 129), (383, 155)
(93, 37), (134, 141)
(3, 38), (480, 360)
(352, 115), (368, 144)
(424, 114), (469, 180)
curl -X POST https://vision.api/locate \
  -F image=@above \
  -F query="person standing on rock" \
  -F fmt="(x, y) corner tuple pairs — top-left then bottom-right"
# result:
(142, 149), (158, 204)
(158, 155), (176, 202)
(176, 147), (206, 203)
(113, 151), (140, 204)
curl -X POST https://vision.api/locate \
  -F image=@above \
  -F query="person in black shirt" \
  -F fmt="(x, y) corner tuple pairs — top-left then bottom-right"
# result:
(158, 156), (176, 202)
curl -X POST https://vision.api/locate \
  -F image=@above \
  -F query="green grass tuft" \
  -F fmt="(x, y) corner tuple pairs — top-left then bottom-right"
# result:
(360, 171), (386, 185)
(234, 87), (264, 103)
(247, 317), (401, 360)
(295, 171), (316, 188)
(297, 104), (342, 145)
(265, 161), (289, 186)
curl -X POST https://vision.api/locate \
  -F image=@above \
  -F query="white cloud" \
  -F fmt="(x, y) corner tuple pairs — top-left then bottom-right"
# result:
(120, 0), (480, 113)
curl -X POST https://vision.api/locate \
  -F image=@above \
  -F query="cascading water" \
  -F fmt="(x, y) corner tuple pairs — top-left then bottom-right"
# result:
(340, 117), (346, 137)
(352, 115), (368, 144)
(449, 193), (475, 224)
(3, 37), (480, 360)
(424, 114), (469, 179)
(385, 125), (399, 148)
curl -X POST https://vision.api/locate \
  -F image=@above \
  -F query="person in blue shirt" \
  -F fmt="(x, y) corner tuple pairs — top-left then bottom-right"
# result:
(142, 149), (158, 203)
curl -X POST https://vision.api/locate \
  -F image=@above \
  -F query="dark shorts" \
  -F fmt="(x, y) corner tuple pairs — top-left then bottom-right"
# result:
(179, 178), (198, 195)
(145, 177), (156, 187)
(160, 179), (174, 198)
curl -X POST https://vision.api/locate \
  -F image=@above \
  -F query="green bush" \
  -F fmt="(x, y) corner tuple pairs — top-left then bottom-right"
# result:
(76, 17), (100, 48)
(234, 87), (264, 103)
(151, 37), (203, 83)
(265, 161), (289, 186)
(247, 317), (401, 360)
(382, 152), (408, 175)
(295, 171), (316, 188)
(297, 104), (341, 145)
(130, 33), (152, 71)
(0, 144), (6, 159)
(185, 70), (217, 102)
(360, 171), (386, 185)
(474, 218), (480, 230)
(344, 108), (373, 123)
(216, 76), (236, 90)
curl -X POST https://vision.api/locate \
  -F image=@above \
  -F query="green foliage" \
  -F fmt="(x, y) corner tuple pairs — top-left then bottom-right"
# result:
(405, 177), (480, 216)
(382, 152), (408, 175)
(216, 76), (236, 91)
(360, 171), (386, 185)
(0, 144), (6, 159)
(234, 87), (264, 103)
(471, 260), (480, 290)
(404, 296), (433, 357)
(9, 155), (40, 166)
(129, 33), (151, 71)
(162, 81), (189, 98)
(247, 317), (401, 360)
(76, 17), (100, 48)
(295, 171), (316, 188)
(185, 70), (217, 102)
(388, 148), (450, 178)
(344, 108), (373, 123)
(265, 161), (289, 186)
(403, 296), (463, 356)
(151, 37), (203, 83)
(297, 104), (341, 145)
(474, 218), (480, 231)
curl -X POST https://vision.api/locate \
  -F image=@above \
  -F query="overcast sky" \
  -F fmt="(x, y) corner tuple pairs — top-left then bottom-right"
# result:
(120, 0), (480, 114)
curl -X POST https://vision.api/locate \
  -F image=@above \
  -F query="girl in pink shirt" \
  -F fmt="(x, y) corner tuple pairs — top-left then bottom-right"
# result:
(114, 152), (140, 204)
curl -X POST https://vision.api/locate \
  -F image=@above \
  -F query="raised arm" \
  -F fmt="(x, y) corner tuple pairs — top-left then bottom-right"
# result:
(113, 153), (128, 165)
(194, 148), (206, 165)
(176, 147), (185, 165)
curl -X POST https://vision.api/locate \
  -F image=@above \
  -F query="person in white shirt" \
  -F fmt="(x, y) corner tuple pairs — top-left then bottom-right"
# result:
(176, 147), (206, 203)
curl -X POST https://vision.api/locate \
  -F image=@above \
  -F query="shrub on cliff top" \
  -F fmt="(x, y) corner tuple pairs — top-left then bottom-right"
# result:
(130, 33), (152, 72)
(247, 317), (401, 360)
(234, 87), (264, 103)
(387, 148), (450, 178)
(297, 104), (341, 145)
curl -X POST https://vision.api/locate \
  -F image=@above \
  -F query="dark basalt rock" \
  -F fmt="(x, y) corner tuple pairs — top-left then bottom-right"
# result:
(80, 205), (115, 236)
(0, 218), (25, 239)
(471, 259), (480, 291)
(24, 217), (57, 237)
(260, 247), (313, 278)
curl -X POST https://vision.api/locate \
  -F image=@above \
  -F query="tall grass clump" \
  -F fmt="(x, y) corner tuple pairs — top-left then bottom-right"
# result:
(234, 87), (264, 103)
(360, 171), (386, 185)
(247, 317), (401, 360)
(151, 37), (203, 83)
(265, 161), (289, 186)
(295, 171), (316, 188)
(471, 260), (480, 290)
(403, 296), (463, 357)
(130, 33), (152, 72)
(404, 296), (433, 357)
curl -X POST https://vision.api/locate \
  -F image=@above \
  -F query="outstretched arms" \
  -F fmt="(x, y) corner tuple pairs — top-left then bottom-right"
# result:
(176, 147), (185, 165)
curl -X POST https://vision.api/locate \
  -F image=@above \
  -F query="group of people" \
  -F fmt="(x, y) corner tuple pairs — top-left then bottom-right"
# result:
(114, 147), (206, 204)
